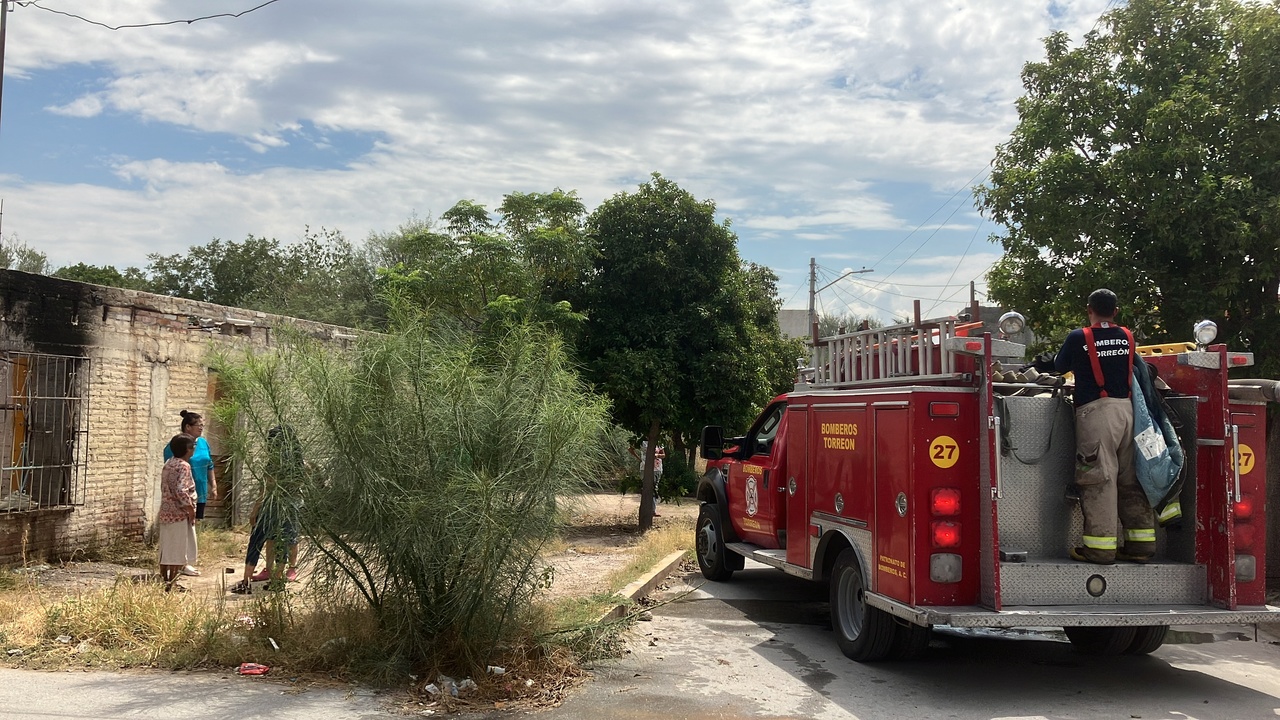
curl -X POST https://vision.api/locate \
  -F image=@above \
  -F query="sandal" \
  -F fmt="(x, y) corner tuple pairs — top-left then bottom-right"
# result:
(229, 579), (253, 595)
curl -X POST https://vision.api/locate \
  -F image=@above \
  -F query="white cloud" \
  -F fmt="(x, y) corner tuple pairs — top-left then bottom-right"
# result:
(1, 0), (1114, 280)
(46, 93), (106, 118)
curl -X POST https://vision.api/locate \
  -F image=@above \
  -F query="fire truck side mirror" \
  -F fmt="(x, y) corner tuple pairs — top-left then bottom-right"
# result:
(700, 426), (725, 460)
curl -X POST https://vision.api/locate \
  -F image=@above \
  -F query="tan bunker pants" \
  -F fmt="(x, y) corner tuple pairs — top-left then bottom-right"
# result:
(1074, 397), (1156, 561)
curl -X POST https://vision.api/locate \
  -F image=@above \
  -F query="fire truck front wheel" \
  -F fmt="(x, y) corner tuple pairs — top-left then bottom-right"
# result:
(830, 548), (895, 661)
(696, 504), (737, 580)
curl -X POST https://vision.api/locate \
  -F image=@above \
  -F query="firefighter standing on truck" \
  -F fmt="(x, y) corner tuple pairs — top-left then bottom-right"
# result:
(1054, 288), (1157, 565)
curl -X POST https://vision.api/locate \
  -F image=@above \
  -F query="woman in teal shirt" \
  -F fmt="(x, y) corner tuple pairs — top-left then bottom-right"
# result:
(163, 410), (217, 575)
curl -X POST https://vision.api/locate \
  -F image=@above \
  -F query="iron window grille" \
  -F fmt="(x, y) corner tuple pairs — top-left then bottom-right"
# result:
(0, 352), (90, 511)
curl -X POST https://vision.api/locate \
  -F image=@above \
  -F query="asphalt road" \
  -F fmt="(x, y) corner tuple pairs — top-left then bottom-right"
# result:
(528, 560), (1280, 720)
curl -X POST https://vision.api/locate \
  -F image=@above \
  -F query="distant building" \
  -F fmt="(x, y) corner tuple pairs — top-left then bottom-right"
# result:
(778, 309), (810, 341)
(0, 270), (356, 565)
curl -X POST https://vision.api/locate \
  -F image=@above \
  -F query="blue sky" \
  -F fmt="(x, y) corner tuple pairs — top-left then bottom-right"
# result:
(0, 0), (1113, 323)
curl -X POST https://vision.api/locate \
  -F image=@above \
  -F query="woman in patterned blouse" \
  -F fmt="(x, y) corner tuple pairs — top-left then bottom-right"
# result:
(158, 433), (199, 591)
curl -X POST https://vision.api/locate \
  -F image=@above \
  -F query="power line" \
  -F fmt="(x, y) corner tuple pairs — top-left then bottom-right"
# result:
(825, 281), (901, 320)
(15, 0), (286, 31)
(872, 174), (985, 288)
(815, 263), (979, 289)
(815, 266), (917, 319)
(1092, 0), (1123, 34)
(864, 166), (991, 275)
(924, 215), (986, 316)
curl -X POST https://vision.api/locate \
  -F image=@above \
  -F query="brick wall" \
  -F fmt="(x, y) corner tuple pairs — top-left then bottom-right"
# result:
(0, 270), (355, 565)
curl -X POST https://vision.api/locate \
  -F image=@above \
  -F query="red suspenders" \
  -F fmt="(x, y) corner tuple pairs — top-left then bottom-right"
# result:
(1081, 324), (1135, 398)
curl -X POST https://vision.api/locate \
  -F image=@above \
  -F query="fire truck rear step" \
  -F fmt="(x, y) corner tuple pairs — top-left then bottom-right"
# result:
(997, 558), (1206, 605)
(865, 593), (1280, 628)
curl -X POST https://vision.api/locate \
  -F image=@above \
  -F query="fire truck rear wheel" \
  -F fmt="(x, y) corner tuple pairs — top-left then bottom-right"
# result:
(1063, 626), (1138, 655)
(889, 620), (932, 660)
(1123, 625), (1168, 655)
(830, 548), (894, 661)
(696, 504), (734, 581)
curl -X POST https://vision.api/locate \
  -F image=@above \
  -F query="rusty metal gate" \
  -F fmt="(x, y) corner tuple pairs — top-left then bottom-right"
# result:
(0, 352), (90, 511)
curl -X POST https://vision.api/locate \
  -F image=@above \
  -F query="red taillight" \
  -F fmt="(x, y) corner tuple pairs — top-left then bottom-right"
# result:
(932, 521), (961, 548)
(1236, 524), (1257, 550)
(1233, 494), (1254, 520)
(1231, 355), (1249, 365)
(931, 488), (961, 516)
(929, 402), (960, 418)
(965, 341), (982, 351)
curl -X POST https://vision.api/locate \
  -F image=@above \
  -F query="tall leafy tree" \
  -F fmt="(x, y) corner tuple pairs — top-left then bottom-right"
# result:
(584, 174), (792, 529)
(0, 234), (49, 275)
(378, 193), (594, 338)
(147, 236), (283, 308)
(251, 227), (382, 328)
(53, 262), (151, 291)
(977, 0), (1280, 372)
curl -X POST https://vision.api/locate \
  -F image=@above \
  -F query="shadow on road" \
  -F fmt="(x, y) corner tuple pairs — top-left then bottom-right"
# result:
(659, 566), (1280, 720)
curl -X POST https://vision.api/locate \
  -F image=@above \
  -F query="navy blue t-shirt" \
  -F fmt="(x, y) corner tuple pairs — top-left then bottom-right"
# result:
(1055, 325), (1133, 406)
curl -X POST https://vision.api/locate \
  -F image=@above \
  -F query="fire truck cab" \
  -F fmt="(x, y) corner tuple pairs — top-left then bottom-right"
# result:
(696, 314), (1280, 661)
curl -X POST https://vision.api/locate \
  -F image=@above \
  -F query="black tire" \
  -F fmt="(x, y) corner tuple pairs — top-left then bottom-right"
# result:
(696, 504), (734, 581)
(1063, 626), (1138, 655)
(829, 548), (894, 661)
(1124, 626), (1168, 655)
(889, 620), (932, 660)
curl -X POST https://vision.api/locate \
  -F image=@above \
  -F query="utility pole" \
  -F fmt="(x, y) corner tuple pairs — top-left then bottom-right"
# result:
(807, 257), (817, 344)
(1, 0), (8, 145)
(808, 258), (875, 341)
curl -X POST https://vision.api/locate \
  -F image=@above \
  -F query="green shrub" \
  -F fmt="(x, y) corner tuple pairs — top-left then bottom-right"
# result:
(213, 317), (610, 671)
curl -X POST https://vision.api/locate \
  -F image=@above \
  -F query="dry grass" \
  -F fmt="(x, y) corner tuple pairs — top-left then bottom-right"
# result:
(602, 524), (691, 593)
(195, 525), (247, 564)
(1, 575), (398, 681)
(0, 570), (45, 649)
(0, 500), (695, 697)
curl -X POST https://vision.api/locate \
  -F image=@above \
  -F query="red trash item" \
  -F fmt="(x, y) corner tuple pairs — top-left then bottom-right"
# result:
(237, 663), (270, 676)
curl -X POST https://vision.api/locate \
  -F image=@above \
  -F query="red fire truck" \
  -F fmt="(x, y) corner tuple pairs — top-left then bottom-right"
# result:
(696, 313), (1280, 660)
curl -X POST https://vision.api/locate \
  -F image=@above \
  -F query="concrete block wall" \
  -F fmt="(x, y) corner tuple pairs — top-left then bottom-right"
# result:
(0, 270), (354, 565)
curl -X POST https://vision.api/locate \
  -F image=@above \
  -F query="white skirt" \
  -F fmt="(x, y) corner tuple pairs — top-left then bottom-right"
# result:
(158, 521), (198, 566)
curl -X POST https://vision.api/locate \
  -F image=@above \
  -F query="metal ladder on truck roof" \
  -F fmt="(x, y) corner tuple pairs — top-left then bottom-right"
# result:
(807, 315), (980, 390)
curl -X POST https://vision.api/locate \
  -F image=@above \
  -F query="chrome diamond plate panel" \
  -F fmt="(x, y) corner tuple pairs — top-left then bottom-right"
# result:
(851, 527), (874, 589)
(996, 396), (1075, 559)
(995, 395), (1199, 564)
(999, 559), (1205, 605)
(923, 604), (1280, 628)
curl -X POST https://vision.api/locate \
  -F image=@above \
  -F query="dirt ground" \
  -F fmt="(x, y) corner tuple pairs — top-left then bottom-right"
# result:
(543, 494), (699, 600)
(9, 492), (700, 601)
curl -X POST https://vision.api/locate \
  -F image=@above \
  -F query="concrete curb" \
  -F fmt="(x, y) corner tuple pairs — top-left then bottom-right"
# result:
(598, 550), (689, 623)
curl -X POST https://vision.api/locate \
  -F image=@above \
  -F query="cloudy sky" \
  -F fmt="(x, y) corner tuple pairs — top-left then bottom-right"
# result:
(0, 0), (1112, 322)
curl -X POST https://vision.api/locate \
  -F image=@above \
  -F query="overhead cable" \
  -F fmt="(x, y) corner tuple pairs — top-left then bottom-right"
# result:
(16, 0), (285, 30)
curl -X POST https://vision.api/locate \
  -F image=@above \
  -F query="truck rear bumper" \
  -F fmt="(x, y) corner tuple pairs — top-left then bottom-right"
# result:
(867, 592), (1280, 628)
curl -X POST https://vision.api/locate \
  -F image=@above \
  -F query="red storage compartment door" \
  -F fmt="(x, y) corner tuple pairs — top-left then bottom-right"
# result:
(874, 405), (912, 602)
